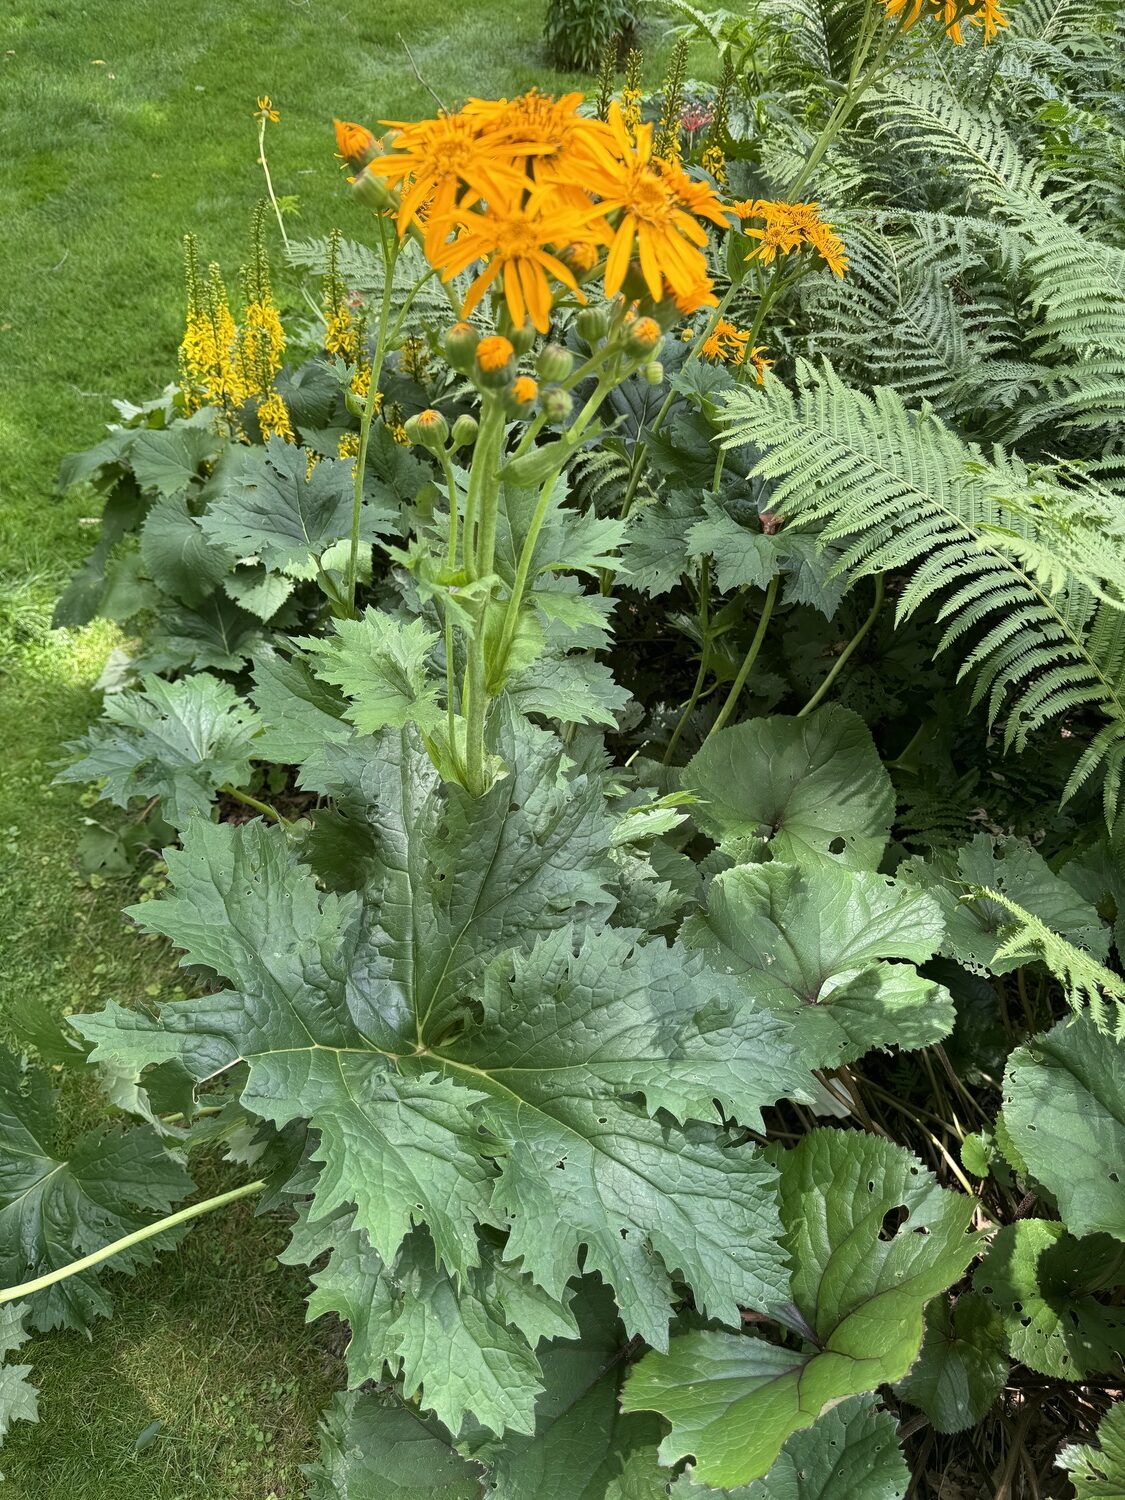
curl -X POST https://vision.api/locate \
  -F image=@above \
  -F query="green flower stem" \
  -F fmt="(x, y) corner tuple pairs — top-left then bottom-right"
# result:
(344, 219), (399, 616)
(663, 560), (713, 765)
(707, 574), (780, 738)
(0, 1178), (267, 1310)
(796, 573), (885, 718)
(219, 783), (289, 826)
(786, 3), (896, 199)
(493, 376), (613, 674)
(462, 398), (508, 796)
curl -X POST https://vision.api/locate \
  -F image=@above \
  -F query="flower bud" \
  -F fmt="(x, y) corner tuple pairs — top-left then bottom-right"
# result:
(350, 165), (397, 212)
(642, 360), (665, 386)
(625, 316), (663, 358)
(444, 320), (480, 372)
(507, 375), (539, 415)
(537, 344), (574, 383)
(474, 334), (516, 388)
(560, 242), (600, 280)
(403, 408), (449, 450)
(334, 119), (378, 170)
(576, 304), (611, 346)
(450, 413), (479, 450)
(508, 321), (537, 356)
(621, 260), (650, 303)
(541, 387), (574, 426)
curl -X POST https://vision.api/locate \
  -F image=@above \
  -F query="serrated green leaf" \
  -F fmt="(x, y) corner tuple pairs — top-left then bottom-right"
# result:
(300, 1221), (548, 1437)
(1004, 1013), (1125, 1241)
(670, 1394), (908, 1499)
(128, 424), (220, 495)
(76, 718), (797, 1377)
(973, 1221), (1125, 1379)
(201, 439), (392, 574)
(222, 563), (295, 621)
(57, 673), (260, 828)
(893, 1293), (1008, 1433)
(0, 1304), (38, 1449)
(134, 593), (267, 674)
(508, 651), (630, 727)
(624, 492), (705, 597)
(99, 549), (161, 621)
(1060, 1400), (1125, 1498)
(902, 833), (1111, 976)
(140, 493), (233, 607)
(684, 863), (952, 1067)
(623, 1129), (977, 1487)
(302, 611), (444, 735)
(305, 1392), (484, 1498)
(0, 1051), (193, 1332)
(479, 1280), (661, 1500)
(250, 647), (352, 763)
(683, 708), (894, 869)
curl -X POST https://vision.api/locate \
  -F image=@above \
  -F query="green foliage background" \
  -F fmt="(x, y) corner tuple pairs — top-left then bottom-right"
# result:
(0, 5), (699, 1493)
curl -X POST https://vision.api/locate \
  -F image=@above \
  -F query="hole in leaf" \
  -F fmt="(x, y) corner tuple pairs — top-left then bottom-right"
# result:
(879, 1205), (908, 1241)
(1111, 1172), (1120, 1183)
(828, 837), (846, 854)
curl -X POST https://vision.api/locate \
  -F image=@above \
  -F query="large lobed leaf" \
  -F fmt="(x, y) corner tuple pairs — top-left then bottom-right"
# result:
(57, 673), (260, 828)
(0, 1051), (193, 1333)
(682, 707), (894, 869)
(1003, 1013), (1125, 1242)
(683, 862), (952, 1067)
(623, 1129), (978, 1487)
(77, 720), (812, 1428)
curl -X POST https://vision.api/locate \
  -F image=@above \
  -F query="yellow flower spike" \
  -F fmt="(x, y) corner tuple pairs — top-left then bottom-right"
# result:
(258, 390), (293, 442)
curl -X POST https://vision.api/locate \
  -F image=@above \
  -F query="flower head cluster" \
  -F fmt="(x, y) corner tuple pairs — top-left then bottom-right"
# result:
(880, 0), (1007, 41)
(358, 90), (729, 332)
(697, 319), (774, 383)
(733, 199), (848, 279)
(177, 213), (292, 440)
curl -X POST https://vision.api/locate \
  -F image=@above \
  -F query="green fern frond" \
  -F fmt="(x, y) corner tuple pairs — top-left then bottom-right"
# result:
(720, 362), (1125, 815)
(966, 884), (1125, 1033)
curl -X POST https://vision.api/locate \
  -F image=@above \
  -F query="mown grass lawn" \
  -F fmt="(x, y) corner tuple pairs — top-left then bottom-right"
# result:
(0, 3), (701, 1492)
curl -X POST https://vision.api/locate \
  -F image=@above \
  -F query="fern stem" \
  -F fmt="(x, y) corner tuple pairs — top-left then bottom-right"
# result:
(0, 1179), (267, 1309)
(708, 575), (780, 738)
(797, 574), (885, 718)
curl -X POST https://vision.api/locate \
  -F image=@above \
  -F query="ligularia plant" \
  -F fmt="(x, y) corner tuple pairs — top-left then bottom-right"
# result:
(10, 0), (1125, 1487)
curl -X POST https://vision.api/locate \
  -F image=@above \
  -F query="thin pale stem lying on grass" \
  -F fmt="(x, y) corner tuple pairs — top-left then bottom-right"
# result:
(0, 1179), (267, 1308)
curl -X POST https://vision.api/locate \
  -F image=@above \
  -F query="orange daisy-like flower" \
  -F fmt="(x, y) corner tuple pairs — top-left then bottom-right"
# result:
(700, 317), (750, 365)
(366, 112), (528, 259)
(432, 186), (606, 332)
(583, 104), (726, 304)
(461, 90), (615, 193)
(748, 346), (774, 384)
(879, 0), (1007, 41)
(738, 199), (847, 278)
